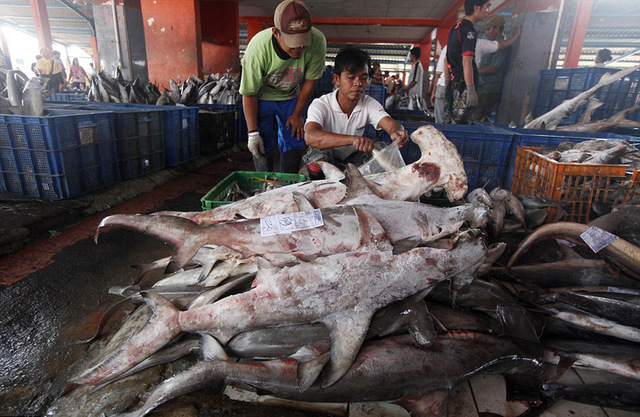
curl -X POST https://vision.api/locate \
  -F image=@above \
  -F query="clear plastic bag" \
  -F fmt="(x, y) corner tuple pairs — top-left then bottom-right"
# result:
(358, 141), (406, 176)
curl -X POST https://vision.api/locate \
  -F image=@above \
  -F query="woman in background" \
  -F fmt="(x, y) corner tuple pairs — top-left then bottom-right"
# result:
(68, 58), (88, 90)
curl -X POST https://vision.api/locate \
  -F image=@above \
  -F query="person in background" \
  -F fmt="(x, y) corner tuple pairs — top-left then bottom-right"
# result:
(401, 47), (424, 105)
(68, 58), (89, 90)
(594, 49), (612, 66)
(432, 24), (520, 123)
(445, 0), (489, 124)
(370, 62), (383, 85)
(394, 73), (404, 91)
(470, 15), (515, 122)
(303, 47), (408, 179)
(87, 62), (96, 77)
(36, 47), (64, 93)
(240, 0), (326, 174)
(52, 51), (67, 87)
(31, 55), (42, 76)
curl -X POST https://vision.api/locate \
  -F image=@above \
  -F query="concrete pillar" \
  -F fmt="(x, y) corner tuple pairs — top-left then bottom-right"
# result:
(93, 0), (149, 82)
(29, 0), (53, 49)
(0, 29), (11, 67)
(140, 0), (202, 84)
(563, 0), (594, 68)
(201, 0), (240, 74)
(513, 0), (560, 15)
(91, 35), (100, 70)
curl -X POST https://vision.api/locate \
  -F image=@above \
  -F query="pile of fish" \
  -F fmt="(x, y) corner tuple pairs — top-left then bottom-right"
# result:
(49, 126), (640, 417)
(160, 70), (240, 106)
(524, 65), (640, 131)
(87, 68), (162, 104)
(542, 138), (640, 169)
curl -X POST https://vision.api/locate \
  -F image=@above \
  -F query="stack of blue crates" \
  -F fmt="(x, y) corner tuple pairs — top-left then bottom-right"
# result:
(533, 67), (640, 125)
(0, 110), (120, 199)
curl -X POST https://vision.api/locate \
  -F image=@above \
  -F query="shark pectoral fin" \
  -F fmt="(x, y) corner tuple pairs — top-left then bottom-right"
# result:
(297, 351), (331, 393)
(406, 300), (437, 348)
(496, 303), (540, 344)
(552, 355), (577, 382)
(260, 253), (299, 267)
(200, 334), (229, 361)
(352, 206), (393, 252)
(292, 191), (316, 212)
(319, 311), (373, 388)
(396, 390), (450, 417)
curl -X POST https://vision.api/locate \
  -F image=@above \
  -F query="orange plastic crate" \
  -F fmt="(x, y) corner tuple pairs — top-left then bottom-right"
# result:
(511, 146), (640, 223)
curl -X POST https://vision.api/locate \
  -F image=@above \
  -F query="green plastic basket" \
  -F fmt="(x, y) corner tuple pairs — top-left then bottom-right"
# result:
(201, 171), (308, 210)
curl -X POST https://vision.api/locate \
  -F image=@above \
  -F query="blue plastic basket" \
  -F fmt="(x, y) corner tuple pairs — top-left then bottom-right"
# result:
(45, 103), (166, 179)
(198, 103), (247, 144)
(533, 67), (640, 125)
(47, 92), (88, 102)
(381, 122), (515, 190)
(0, 110), (120, 199)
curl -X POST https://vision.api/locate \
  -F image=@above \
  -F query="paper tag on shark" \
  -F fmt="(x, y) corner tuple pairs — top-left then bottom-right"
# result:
(580, 226), (618, 253)
(260, 209), (324, 236)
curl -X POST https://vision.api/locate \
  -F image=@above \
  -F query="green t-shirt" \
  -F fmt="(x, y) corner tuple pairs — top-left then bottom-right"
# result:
(240, 27), (327, 101)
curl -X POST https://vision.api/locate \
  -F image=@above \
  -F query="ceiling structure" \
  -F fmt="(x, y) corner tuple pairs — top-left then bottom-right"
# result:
(0, 0), (637, 69)
(0, 0), (94, 55)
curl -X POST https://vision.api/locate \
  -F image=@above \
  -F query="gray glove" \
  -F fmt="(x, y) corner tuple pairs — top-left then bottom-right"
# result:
(466, 85), (478, 108)
(248, 132), (265, 159)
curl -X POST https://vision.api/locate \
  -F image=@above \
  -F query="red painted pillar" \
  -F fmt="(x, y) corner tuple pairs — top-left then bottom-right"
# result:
(90, 35), (99, 70)
(29, 0), (53, 49)
(564, 0), (594, 68)
(201, 0), (240, 74)
(246, 17), (266, 43)
(140, 0), (202, 84)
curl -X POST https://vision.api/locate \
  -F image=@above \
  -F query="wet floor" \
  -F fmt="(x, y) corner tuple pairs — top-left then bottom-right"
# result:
(0, 152), (332, 417)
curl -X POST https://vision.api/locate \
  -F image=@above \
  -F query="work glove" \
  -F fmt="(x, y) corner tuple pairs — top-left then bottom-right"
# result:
(248, 131), (265, 160)
(466, 85), (478, 108)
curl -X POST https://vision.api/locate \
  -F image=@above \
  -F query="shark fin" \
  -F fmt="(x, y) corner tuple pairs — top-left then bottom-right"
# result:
(200, 334), (229, 361)
(343, 164), (379, 201)
(292, 191), (316, 212)
(297, 351), (331, 392)
(397, 390), (450, 417)
(551, 355), (577, 382)
(316, 161), (345, 181)
(352, 206), (393, 252)
(319, 311), (373, 388)
(496, 303), (540, 344)
(405, 300), (437, 348)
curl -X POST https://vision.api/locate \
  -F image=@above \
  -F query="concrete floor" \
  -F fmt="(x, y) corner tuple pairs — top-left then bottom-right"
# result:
(1, 150), (639, 417)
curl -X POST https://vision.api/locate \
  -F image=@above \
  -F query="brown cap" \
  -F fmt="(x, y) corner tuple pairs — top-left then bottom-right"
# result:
(274, 0), (312, 48)
(482, 15), (506, 31)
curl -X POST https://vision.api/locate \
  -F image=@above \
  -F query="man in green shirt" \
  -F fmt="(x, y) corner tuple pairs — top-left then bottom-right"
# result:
(240, 0), (327, 173)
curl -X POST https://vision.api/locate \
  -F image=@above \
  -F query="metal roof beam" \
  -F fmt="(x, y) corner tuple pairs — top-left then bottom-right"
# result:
(56, 0), (95, 35)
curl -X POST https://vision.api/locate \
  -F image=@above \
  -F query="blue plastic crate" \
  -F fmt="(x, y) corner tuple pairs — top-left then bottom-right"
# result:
(197, 109), (236, 154)
(45, 103), (166, 179)
(198, 103), (247, 144)
(47, 92), (88, 102)
(365, 85), (386, 106)
(0, 110), (120, 199)
(533, 67), (640, 125)
(380, 122), (515, 190)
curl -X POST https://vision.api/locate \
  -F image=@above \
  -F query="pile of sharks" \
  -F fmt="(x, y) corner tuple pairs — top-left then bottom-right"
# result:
(52, 125), (640, 417)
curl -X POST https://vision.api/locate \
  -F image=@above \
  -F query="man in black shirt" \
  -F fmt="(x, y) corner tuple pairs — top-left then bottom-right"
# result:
(445, 0), (490, 124)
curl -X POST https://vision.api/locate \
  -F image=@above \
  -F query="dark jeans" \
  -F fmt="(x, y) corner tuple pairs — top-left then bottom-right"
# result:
(470, 92), (502, 122)
(445, 79), (472, 124)
(253, 148), (304, 174)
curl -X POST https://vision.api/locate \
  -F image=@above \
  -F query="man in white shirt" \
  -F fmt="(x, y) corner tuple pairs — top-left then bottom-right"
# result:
(401, 47), (424, 100)
(304, 47), (408, 178)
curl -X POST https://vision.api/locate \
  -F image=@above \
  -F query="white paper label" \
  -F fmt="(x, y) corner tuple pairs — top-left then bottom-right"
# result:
(579, 226), (618, 253)
(260, 209), (324, 236)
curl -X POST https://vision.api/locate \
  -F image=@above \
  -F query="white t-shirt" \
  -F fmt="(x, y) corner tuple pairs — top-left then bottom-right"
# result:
(407, 61), (424, 96)
(436, 40), (499, 87)
(306, 90), (390, 160)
